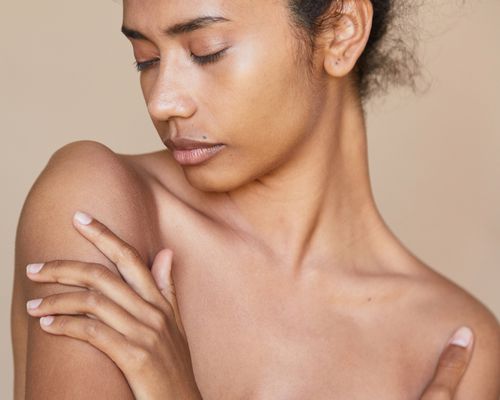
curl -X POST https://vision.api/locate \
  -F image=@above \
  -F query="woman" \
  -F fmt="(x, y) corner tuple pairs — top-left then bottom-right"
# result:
(11, 0), (499, 399)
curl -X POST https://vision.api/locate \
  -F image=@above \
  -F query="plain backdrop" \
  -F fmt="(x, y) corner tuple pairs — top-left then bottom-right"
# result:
(1, 1), (499, 398)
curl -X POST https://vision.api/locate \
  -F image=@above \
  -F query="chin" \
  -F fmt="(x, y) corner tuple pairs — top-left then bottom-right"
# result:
(182, 166), (244, 193)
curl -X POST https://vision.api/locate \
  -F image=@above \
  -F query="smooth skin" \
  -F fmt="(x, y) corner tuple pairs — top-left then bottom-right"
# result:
(23, 212), (475, 400)
(25, 212), (201, 400)
(11, 0), (500, 398)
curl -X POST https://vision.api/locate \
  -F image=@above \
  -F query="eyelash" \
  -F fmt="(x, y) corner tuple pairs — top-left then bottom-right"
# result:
(133, 48), (228, 72)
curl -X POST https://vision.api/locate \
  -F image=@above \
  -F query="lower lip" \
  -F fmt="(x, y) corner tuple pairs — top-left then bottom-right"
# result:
(172, 144), (225, 166)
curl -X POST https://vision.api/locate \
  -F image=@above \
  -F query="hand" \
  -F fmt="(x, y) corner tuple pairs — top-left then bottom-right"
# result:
(420, 326), (474, 399)
(25, 210), (202, 400)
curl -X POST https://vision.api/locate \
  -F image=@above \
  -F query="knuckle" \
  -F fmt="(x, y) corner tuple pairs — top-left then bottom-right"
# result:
(84, 320), (100, 339)
(85, 291), (103, 309)
(92, 223), (110, 242)
(116, 244), (141, 264)
(88, 264), (113, 282)
(50, 259), (65, 269)
(142, 325), (163, 349)
(44, 294), (59, 307)
(129, 344), (153, 372)
(45, 259), (65, 278)
(438, 355), (467, 371)
(149, 308), (169, 332)
(56, 316), (67, 331)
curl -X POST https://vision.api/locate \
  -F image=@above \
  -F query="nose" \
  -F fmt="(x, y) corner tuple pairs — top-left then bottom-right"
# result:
(146, 62), (197, 122)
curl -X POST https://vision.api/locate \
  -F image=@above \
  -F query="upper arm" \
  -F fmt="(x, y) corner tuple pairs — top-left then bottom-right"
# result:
(13, 140), (155, 399)
(454, 304), (500, 400)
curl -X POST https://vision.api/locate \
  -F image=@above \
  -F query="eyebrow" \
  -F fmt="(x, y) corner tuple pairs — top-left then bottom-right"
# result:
(121, 15), (230, 41)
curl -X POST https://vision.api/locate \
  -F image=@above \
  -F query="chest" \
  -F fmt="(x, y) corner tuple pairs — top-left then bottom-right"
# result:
(146, 180), (431, 399)
(163, 246), (428, 400)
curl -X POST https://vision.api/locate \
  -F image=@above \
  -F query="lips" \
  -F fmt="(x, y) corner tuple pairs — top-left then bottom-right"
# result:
(163, 137), (223, 151)
(171, 144), (226, 166)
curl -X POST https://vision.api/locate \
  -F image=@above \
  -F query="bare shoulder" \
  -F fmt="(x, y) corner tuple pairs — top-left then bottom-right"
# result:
(12, 140), (160, 399)
(409, 266), (500, 399)
(28, 139), (160, 263)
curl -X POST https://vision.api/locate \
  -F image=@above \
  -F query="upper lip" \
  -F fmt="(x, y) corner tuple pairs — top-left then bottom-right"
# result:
(163, 137), (223, 151)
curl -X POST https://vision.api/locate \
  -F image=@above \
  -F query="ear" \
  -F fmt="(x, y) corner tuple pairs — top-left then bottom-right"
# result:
(322, 0), (373, 78)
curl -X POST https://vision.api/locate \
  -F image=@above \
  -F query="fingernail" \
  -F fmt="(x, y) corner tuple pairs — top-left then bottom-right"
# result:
(449, 326), (473, 348)
(74, 211), (93, 225)
(40, 316), (54, 326)
(26, 298), (43, 310)
(26, 263), (44, 274)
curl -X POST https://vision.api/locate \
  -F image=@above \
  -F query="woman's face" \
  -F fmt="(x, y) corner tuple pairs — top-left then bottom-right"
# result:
(122, 0), (329, 192)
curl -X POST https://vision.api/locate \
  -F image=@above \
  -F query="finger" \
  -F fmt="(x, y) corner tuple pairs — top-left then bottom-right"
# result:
(26, 291), (151, 342)
(26, 260), (169, 328)
(37, 314), (144, 376)
(72, 210), (165, 309)
(421, 326), (474, 399)
(151, 249), (186, 339)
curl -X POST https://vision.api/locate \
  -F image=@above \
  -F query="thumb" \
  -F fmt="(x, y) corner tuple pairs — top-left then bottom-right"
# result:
(151, 248), (174, 292)
(150, 248), (186, 338)
(420, 325), (474, 400)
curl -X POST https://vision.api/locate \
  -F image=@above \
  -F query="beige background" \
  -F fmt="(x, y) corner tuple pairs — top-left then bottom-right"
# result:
(2, 0), (499, 398)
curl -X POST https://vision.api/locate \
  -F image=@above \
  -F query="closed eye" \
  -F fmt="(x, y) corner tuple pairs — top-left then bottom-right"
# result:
(190, 48), (228, 65)
(133, 58), (160, 72)
(133, 48), (229, 72)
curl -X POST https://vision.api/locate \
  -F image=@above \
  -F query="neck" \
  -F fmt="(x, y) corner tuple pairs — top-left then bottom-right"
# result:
(223, 87), (395, 274)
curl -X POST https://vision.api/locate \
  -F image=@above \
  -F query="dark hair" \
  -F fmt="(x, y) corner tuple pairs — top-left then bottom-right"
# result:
(286, 0), (424, 106)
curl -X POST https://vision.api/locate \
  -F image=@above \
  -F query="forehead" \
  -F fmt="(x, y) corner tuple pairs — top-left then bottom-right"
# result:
(122, 0), (271, 27)
(121, 0), (295, 53)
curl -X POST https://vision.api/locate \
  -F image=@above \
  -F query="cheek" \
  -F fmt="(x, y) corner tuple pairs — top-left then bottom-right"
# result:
(186, 66), (311, 191)
(212, 40), (318, 168)
(186, 44), (320, 192)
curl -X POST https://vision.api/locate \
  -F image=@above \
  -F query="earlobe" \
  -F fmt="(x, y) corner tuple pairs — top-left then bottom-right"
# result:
(325, 54), (349, 78)
(323, 0), (373, 78)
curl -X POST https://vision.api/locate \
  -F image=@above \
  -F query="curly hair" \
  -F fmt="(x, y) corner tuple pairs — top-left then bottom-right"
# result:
(286, 0), (425, 105)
